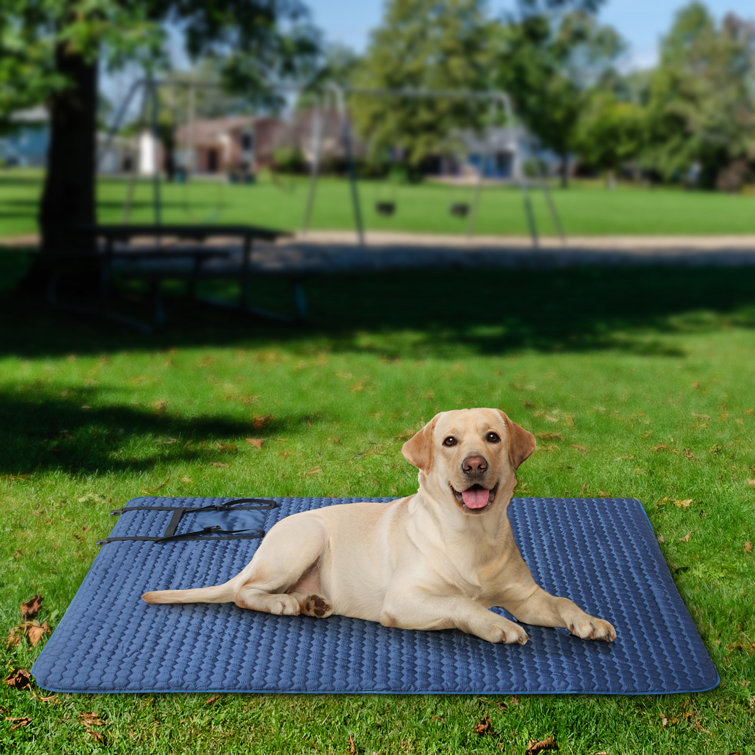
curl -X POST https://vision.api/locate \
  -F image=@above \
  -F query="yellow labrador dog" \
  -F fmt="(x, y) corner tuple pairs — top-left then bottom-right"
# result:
(143, 408), (616, 644)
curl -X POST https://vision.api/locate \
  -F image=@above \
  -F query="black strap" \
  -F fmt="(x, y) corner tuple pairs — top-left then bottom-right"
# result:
(109, 497), (277, 516)
(97, 525), (266, 546)
(98, 497), (275, 546)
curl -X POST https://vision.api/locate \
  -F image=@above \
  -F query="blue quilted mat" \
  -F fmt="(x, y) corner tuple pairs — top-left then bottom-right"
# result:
(32, 497), (719, 695)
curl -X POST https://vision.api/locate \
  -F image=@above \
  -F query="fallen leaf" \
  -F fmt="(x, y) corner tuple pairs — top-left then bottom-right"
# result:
(747, 479), (755, 487)
(570, 444), (588, 452)
(88, 730), (107, 744)
(745, 542), (752, 553)
(152, 400), (168, 413)
(477, 697), (507, 711)
(77, 493), (108, 505)
(31, 692), (57, 703)
(525, 736), (558, 754)
(4, 669), (31, 690)
(306, 468), (322, 476)
(180, 476), (193, 484)
(216, 443), (238, 453)
(211, 462), (229, 468)
(20, 595), (43, 620)
(348, 734), (356, 754)
(654, 444), (670, 452)
(673, 499), (692, 509)
(78, 712), (106, 727)
(27, 622), (49, 647)
(473, 715), (493, 735)
(147, 477), (171, 494)
(8, 717), (32, 731)
(252, 414), (274, 431)
(679, 531), (693, 542)
(657, 535), (665, 543)
(205, 695), (222, 705)
(245, 438), (265, 449)
(536, 432), (563, 441)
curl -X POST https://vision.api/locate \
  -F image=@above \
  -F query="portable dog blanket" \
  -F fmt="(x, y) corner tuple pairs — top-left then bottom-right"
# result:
(32, 496), (719, 695)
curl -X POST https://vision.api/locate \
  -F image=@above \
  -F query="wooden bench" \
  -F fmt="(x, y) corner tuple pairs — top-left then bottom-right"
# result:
(43, 224), (299, 330)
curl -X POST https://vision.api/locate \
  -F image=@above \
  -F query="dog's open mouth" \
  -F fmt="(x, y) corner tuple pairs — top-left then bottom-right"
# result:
(451, 484), (498, 513)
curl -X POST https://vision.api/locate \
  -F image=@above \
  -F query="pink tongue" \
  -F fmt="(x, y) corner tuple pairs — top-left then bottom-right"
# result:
(461, 487), (490, 509)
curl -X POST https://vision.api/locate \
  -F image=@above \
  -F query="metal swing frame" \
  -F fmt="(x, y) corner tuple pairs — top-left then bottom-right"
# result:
(98, 75), (236, 227)
(300, 84), (565, 248)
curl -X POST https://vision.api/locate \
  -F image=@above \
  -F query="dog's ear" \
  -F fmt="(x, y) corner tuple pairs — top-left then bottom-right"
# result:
(499, 410), (536, 469)
(402, 414), (440, 472)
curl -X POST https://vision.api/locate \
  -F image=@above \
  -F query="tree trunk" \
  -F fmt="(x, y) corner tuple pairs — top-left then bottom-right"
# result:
(19, 42), (99, 296)
(39, 43), (98, 255)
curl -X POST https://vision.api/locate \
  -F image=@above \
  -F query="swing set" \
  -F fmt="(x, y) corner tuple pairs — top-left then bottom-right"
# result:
(98, 76), (269, 226)
(99, 79), (564, 248)
(300, 85), (565, 247)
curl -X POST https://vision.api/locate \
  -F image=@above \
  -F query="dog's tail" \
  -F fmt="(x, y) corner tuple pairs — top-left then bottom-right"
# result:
(142, 581), (235, 605)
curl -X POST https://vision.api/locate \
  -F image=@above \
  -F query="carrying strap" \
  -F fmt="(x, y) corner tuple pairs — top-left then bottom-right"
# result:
(97, 497), (277, 546)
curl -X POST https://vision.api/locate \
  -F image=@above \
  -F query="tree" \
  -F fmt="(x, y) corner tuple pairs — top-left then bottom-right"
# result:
(0, 0), (319, 288)
(573, 92), (645, 186)
(351, 0), (496, 170)
(645, 2), (755, 189)
(493, 3), (624, 187)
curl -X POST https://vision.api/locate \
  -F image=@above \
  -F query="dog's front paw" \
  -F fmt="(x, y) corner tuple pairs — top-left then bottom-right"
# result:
(484, 617), (529, 645)
(567, 615), (616, 642)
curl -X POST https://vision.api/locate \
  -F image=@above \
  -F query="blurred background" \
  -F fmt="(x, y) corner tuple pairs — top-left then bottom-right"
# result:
(2, 0), (754, 252)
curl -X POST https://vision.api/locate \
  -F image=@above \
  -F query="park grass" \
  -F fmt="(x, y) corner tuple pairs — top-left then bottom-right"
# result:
(1, 248), (754, 753)
(3, 168), (755, 238)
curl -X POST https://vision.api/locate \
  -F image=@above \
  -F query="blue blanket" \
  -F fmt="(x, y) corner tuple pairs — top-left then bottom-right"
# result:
(32, 496), (719, 695)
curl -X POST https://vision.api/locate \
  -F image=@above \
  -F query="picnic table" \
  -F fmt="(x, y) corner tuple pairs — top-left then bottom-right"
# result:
(44, 223), (299, 331)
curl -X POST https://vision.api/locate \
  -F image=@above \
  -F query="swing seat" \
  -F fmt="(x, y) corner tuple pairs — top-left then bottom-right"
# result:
(375, 201), (396, 216)
(449, 202), (470, 218)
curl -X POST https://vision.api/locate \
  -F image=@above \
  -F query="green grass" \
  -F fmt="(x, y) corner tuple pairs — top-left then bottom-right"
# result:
(3, 168), (755, 237)
(1, 250), (753, 752)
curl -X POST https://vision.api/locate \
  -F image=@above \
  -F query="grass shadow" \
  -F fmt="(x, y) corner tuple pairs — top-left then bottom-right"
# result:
(0, 382), (302, 476)
(1, 250), (754, 360)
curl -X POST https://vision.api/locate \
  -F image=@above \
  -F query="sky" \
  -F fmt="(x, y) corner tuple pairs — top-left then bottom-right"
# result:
(307, 0), (754, 71)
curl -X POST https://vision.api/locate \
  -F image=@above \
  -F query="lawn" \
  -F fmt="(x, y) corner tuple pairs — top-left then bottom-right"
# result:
(1, 248), (753, 752)
(3, 168), (755, 238)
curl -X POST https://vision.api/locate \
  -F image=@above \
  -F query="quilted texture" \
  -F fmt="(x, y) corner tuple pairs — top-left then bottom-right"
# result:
(31, 497), (719, 695)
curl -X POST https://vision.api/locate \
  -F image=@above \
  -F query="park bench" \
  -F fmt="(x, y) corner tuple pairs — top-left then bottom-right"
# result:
(41, 223), (302, 331)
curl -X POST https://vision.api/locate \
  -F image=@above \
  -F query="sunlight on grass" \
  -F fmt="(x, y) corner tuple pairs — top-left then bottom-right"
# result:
(3, 168), (755, 238)
(1, 258), (753, 751)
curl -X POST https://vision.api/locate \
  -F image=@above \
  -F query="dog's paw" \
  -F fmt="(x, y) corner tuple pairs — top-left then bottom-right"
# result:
(567, 616), (617, 642)
(299, 593), (334, 619)
(484, 617), (529, 645)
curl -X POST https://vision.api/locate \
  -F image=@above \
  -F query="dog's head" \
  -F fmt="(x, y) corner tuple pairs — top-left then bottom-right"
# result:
(402, 408), (536, 515)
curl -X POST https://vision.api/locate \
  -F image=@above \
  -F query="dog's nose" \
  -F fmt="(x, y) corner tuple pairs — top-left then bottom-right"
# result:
(462, 456), (488, 475)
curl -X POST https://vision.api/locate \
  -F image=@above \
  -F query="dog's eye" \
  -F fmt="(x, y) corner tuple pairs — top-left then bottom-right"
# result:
(485, 432), (501, 443)
(442, 436), (457, 447)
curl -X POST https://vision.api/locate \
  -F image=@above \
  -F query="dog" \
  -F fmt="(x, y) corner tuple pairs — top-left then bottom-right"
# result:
(143, 408), (616, 644)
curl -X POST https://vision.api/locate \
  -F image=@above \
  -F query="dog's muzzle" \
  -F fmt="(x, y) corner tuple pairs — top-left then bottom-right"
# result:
(450, 483), (499, 513)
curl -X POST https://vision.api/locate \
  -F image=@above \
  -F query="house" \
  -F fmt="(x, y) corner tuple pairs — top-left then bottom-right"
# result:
(96, 133), (138, 174)
(281, 108), (349, 165)
(457, 127), (524, 180)
(0, 106), (141, 174)
(173, 116), (287, 174)
(0, 107), (49, 167)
